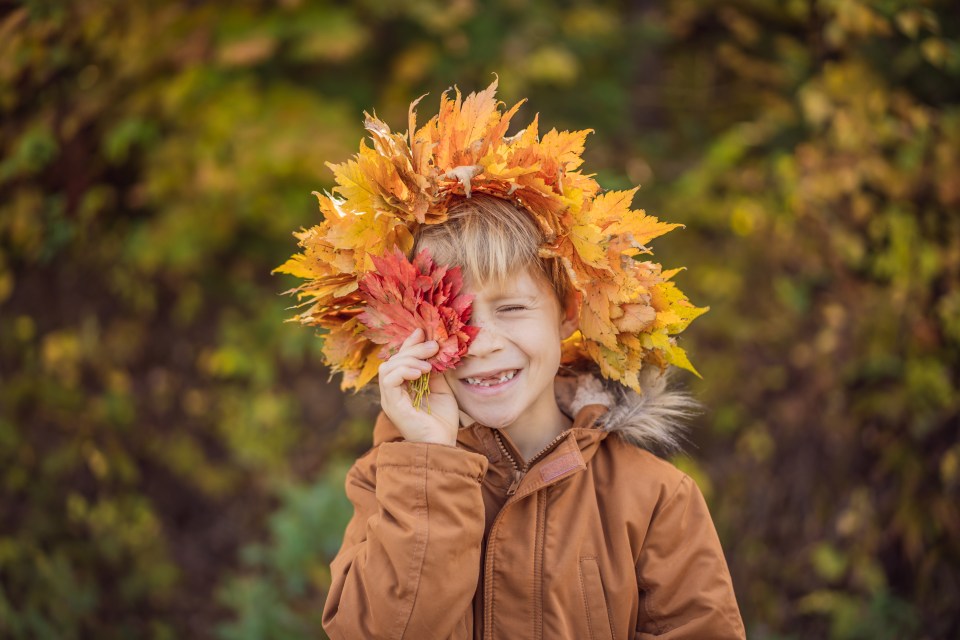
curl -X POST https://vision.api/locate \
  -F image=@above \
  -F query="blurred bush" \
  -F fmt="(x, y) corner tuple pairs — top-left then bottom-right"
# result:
(0, 1), (957, 638)
(661, 3), (959, 637)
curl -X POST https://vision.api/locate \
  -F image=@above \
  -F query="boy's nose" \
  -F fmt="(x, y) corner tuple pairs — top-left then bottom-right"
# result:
(466, 321), (502, 357)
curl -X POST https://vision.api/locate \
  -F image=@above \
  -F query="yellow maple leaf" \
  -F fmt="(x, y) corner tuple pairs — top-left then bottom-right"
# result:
(327, 151), (380, 215)
(613, 303), (656, 333)
(324, 203), (413, 272)
(663, 342), (701, 378)
(579, 302), (618, 349)
(540, 128), (592, 170)
(569, 221), (606, 267)
(272, 254), (319, 280)
(354, 349), (383, 390)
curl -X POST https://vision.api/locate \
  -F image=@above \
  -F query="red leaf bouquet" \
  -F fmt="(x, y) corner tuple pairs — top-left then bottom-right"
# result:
(358, 248), (479, 409)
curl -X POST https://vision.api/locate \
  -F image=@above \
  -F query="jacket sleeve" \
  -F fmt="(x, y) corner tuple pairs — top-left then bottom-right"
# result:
(322, 439), (489, 640)
(635, 474), (746, 639)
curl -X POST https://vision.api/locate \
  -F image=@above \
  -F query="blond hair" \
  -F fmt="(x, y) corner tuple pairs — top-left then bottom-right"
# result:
(413, 195), (570, 302)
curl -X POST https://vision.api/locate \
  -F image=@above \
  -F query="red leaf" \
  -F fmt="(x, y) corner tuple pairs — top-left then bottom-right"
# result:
(358, 248), (476, 372)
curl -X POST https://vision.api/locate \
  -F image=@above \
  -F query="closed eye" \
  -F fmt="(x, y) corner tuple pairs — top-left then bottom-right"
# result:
(499, 305), (527, 312)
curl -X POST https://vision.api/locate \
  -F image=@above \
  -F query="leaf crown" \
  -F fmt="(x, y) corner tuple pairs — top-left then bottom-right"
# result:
(275, 80), (707, 392)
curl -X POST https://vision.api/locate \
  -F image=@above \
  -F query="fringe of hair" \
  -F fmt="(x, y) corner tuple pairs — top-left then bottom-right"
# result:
(413, 194), (569, 302)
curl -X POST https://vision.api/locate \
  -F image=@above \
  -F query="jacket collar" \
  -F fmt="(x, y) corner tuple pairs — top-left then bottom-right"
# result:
(464, 402), (610, 465)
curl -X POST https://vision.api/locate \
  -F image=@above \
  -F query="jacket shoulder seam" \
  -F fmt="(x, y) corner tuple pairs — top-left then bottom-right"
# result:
(664, 473), (693, 505)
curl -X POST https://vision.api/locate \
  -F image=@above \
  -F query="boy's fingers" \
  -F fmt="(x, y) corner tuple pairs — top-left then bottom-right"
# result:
(379, 357), (429, 382)
(380, 365), (427, 391)
(392, 339), (438, 361)
(383, 361), (431, 382)
(399, 328), (425, 350)
(382, 353), (432, 373)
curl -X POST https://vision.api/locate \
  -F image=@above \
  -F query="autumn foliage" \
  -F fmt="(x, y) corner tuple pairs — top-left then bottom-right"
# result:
(276, 81), (706, 393)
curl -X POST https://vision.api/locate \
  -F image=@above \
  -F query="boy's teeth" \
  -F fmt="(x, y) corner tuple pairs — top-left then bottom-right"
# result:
(466, 370), (517, 387)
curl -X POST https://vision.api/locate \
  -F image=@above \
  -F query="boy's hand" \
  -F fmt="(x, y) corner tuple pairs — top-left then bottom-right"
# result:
(378, 328), (460, 447)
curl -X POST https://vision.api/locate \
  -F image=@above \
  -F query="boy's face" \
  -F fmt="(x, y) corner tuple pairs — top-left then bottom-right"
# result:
(442, 266), (578, 432)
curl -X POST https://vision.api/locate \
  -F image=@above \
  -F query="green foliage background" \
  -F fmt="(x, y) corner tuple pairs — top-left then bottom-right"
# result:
(1, 1), (957, 638)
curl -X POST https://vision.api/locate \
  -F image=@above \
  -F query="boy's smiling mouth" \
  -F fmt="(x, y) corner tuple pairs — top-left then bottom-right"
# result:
(461, 369), (520, 388)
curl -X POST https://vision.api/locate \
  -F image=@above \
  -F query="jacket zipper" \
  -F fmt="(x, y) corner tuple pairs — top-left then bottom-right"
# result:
(494, 429), (570, 496)
(484, 430), (571, 639)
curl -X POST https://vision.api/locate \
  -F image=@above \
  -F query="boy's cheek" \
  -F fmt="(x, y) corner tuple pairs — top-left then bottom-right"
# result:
(441, 369), (463, 387)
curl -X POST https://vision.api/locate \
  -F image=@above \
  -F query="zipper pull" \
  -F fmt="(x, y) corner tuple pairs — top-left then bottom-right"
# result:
(506, 469), (524, 496)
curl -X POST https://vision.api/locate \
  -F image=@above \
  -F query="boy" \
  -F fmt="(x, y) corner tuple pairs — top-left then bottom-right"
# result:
(279, 82), (745, 638)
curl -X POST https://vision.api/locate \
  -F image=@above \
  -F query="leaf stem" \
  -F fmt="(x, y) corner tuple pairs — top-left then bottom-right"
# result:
(410, 372), (431, 412)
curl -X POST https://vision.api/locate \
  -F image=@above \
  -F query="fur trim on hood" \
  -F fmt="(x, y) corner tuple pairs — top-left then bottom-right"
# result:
(555, 367), (698, 455)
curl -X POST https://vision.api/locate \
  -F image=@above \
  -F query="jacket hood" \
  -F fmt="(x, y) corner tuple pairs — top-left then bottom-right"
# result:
(554, 367), (697, 456)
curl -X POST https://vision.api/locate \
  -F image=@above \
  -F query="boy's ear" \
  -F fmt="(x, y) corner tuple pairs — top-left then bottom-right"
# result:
(559, 291), (580, 339)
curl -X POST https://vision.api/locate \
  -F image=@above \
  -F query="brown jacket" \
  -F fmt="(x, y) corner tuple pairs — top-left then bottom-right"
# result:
(323, 372), (745, 639)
